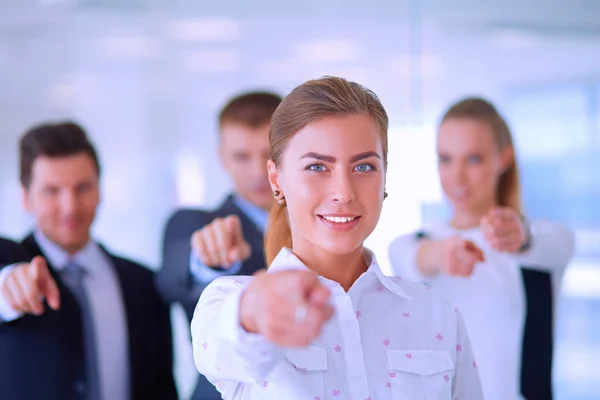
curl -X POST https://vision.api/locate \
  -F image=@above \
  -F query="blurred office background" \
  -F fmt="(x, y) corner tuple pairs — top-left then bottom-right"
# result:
(0, 0), (598, 398)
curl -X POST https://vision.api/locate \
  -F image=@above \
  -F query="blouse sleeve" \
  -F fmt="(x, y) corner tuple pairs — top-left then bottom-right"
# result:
(388, 233), (431, 284)
(190, 276), (286, 395)
(512, 220), (575, 277)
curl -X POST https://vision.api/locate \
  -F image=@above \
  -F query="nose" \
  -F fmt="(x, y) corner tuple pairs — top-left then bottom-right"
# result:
(450, 161), (467, 185)
(59, 189), (79, 214)
(331, 170), (356, 204)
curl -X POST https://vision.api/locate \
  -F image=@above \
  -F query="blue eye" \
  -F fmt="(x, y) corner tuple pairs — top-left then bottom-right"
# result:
(468, 155), (482, 164)
(307, 163), (326, 172)
(355, 164), (373, 172)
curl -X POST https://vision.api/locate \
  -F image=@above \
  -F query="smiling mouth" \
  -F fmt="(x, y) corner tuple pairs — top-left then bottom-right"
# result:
(321, 215), (357, 223)
(317, 214), (361, 231)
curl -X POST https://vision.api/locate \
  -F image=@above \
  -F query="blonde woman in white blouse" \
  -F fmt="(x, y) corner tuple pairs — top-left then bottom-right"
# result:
(190, 77), (484, 400)
(388, 98), (575, 400)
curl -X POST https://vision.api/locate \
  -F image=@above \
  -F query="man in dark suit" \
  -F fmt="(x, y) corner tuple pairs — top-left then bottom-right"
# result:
(0, 122), (177, 400)
(156, 91), (281, 400)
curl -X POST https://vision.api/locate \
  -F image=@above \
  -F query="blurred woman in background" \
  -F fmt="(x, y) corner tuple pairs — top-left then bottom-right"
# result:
(389, 97), (575, 400)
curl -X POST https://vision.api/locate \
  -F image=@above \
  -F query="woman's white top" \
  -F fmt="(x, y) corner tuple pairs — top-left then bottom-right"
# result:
(191, 247), (484, 400)
(388, 220), (575, 400)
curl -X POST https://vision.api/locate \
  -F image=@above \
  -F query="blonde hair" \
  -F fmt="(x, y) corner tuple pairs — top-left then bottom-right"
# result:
(265, 76), (389, 264)
(441, 97), (521, 211)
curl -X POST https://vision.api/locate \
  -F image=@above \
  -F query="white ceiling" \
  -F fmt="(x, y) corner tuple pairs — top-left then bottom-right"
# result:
(2, 0), (600, 30)
(0, 0), (598, 125)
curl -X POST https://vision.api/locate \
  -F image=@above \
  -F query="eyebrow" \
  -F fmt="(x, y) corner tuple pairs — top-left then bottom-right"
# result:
(300, 151), (381, 163)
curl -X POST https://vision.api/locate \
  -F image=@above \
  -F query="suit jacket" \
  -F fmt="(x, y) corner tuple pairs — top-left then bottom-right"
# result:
(156, 194), (266, 321)
(0, 234), (178, 400)
(156, 194), (266, 400)
(520, 267), (554, 400)
(0, 236), (29, 265)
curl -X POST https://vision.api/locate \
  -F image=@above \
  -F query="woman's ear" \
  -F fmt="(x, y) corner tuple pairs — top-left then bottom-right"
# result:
(267, 159), (281, 194)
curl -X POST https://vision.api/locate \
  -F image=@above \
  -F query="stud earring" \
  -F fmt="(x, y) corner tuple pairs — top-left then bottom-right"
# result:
(273, 189), (286, 207)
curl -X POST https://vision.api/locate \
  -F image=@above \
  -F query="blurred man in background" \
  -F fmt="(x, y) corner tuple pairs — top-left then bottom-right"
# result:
(0, 122), (177, 400)
(157, 91), (281, 400)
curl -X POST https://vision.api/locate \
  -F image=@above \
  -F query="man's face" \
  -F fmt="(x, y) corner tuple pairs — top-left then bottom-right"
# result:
(219, 122), (273, 210)
(22, 153), (100, 254)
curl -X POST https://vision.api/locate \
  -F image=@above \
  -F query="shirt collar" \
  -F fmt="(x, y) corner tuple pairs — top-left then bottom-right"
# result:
(268, 247), (412, 300)
(34, 228), (103, 274)
(233, 195), (269, 232)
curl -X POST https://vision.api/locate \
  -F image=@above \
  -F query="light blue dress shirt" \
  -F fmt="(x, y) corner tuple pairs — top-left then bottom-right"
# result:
(190, 195), (268, 285)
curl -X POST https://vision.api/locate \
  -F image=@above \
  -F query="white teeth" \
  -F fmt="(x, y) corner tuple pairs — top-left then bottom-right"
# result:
(323, 216), (355, 223)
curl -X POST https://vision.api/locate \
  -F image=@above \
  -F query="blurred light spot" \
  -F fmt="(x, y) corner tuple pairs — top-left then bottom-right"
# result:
(97, 35), (156, 59)
(180, 49), (239, 72)
(562, 261), (600, 298)
(491, 28), (538, 49)
(574, 229), (600, 256)
(295, 39), (361, 64)
(47, 81), (74, 108)
(257, 59), (307, 82)
(175, 150), (205, 206)
(389, 54), (442, 79)
(167, 18), (240, 42)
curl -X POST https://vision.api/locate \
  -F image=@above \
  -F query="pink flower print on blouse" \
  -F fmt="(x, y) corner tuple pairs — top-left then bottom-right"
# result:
(436, 333), (443, 341)
(389, 371), (396, 378)
(386, 382), (392, 388)
(356, 310), (362, 318)
(262, 381), (269, 387)
(382, 338), (390, 346)
(402, 312), (410, 317)
(332, 389), (341, 396)
(456, 344), (462, 351)
(376, 285), (384, 292)
(333, 344), (342, 352)
(444, 375), (450, 382)
(405, 353), (413, 359)
(202, 342), (207, 351)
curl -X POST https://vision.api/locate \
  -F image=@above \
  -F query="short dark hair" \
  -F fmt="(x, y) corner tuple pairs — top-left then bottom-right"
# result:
(218, 91), (282, 130)
(19, 121), (101, 188)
